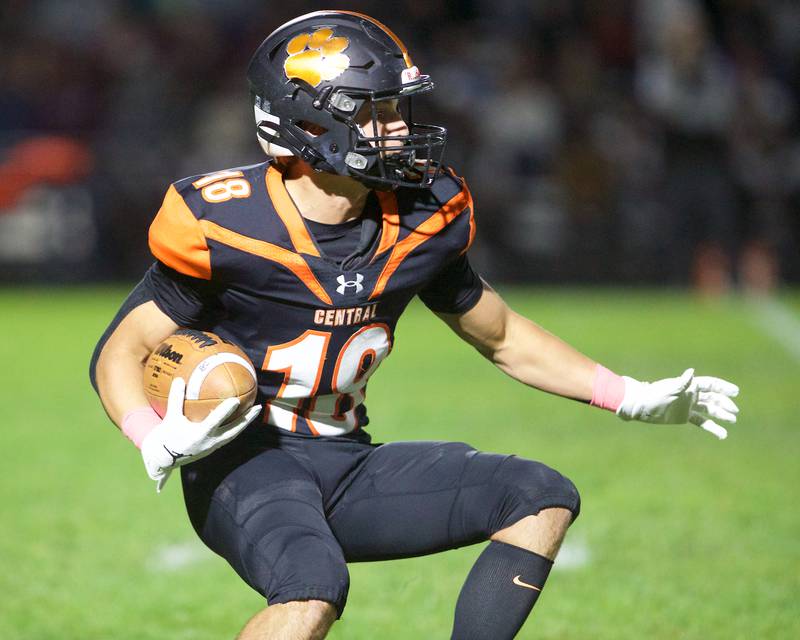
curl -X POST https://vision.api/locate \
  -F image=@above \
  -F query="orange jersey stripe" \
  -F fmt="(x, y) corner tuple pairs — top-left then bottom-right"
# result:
(369, 187), (470, 300)
(266, 165), (321, 257)
(149, 185), (212, 280)
(461, 185), (476, 254)
(200, 220), (333, 305)
(444, 169), (476, 255)
(335, 10), (413, 67)
(375, 190), (400, 256)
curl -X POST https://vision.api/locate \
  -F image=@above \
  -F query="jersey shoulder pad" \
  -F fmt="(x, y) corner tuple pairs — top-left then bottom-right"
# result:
(171, 162), (267, 216)
(397, 165), (470, 218)
(429, 165), (467, 204)
(425, 166), (476, 254)
(149, 182), (211, 280)
(148, 163), (269, 280)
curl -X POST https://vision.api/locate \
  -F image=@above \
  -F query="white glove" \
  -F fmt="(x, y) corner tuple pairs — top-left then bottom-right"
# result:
(616, 368), (739, 440)
(141, 377), (261, 492)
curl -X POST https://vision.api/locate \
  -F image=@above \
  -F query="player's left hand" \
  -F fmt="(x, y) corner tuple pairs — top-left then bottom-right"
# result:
(141, 377), (262, 492)
(616, 368), (739, 439)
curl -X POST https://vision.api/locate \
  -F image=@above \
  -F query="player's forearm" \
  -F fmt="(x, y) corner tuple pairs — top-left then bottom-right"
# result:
(93, 301), (180, 427)
(95, 342), (152, 428)
(439, 286), (595, 402)
(491, 310), (596, 402)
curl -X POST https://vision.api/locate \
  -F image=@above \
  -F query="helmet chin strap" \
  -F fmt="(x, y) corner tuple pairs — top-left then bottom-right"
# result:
(254, 104), (293, 157)
(257, 135), (293, 157)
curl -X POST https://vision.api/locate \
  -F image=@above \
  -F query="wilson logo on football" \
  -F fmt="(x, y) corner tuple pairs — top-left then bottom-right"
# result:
(284, 28), (350, 87)
(154, 343), (184, 364)
(336, 273), (364, 295)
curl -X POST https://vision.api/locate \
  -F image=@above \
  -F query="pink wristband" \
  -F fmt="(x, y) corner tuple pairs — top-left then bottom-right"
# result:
(590, 364), (626, 412)
(121, 406), (162, 449)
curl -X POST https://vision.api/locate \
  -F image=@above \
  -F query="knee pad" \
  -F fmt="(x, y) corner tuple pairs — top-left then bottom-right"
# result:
(262, 527), (350, 617)
(192, 477), (352, 617)
(492, 456), (581, 530)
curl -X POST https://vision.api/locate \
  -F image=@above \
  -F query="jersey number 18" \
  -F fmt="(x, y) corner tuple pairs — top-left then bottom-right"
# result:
(261, 324), (392, 435)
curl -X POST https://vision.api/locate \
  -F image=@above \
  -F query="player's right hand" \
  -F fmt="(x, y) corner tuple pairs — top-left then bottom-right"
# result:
(140, 377), (261, 492)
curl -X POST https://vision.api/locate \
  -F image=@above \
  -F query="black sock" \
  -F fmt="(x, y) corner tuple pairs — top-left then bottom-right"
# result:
(451, 541), (553, 640)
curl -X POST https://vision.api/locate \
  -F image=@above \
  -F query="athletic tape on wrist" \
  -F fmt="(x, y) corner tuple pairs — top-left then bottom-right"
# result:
(121, 406), (162, 448)
(590, 364), (626, 412)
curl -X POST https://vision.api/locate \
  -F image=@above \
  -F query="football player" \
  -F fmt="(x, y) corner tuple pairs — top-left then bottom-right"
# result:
(90, 11), (739, 640)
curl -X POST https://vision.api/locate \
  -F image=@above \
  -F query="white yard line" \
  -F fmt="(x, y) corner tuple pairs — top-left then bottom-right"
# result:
(749, 298), (800, 363)
(149, 537), (592, 573)
(147, 540), (209, 572)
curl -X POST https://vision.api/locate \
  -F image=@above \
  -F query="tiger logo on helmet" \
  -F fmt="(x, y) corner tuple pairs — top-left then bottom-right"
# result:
(284, 28), (351, 87)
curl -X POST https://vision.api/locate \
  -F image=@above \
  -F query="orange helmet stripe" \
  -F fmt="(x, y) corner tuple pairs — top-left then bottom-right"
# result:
(334, 10), (413, 68)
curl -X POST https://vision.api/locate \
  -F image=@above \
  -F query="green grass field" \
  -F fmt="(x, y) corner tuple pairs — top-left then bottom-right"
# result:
(1, 287), (798, 639)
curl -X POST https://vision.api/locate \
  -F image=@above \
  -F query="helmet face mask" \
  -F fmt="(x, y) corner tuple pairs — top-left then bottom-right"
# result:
(248, 11), (446, 189)
(347, 88), (446, 188)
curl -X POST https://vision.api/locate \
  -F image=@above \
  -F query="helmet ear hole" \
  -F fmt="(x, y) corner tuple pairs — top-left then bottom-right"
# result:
(296, 121), (328, 137)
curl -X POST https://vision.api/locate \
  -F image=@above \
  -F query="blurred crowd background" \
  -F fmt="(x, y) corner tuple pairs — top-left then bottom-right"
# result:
(1, 0), (799, 291)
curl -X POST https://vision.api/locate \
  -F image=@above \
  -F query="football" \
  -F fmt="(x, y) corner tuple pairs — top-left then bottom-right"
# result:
(143, 329), (258, 422)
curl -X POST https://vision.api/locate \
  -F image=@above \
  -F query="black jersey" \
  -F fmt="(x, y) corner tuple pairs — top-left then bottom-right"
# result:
(146, 161), (481, 436)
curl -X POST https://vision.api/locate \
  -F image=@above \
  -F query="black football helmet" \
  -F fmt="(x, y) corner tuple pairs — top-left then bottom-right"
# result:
(247, 10), (446, 189)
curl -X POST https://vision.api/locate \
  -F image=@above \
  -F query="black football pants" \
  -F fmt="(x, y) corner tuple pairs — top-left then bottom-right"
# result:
(181, 427), (580, 617)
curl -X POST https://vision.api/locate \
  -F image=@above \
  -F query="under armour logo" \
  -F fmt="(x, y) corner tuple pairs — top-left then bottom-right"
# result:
(336, 273), (364, 295)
